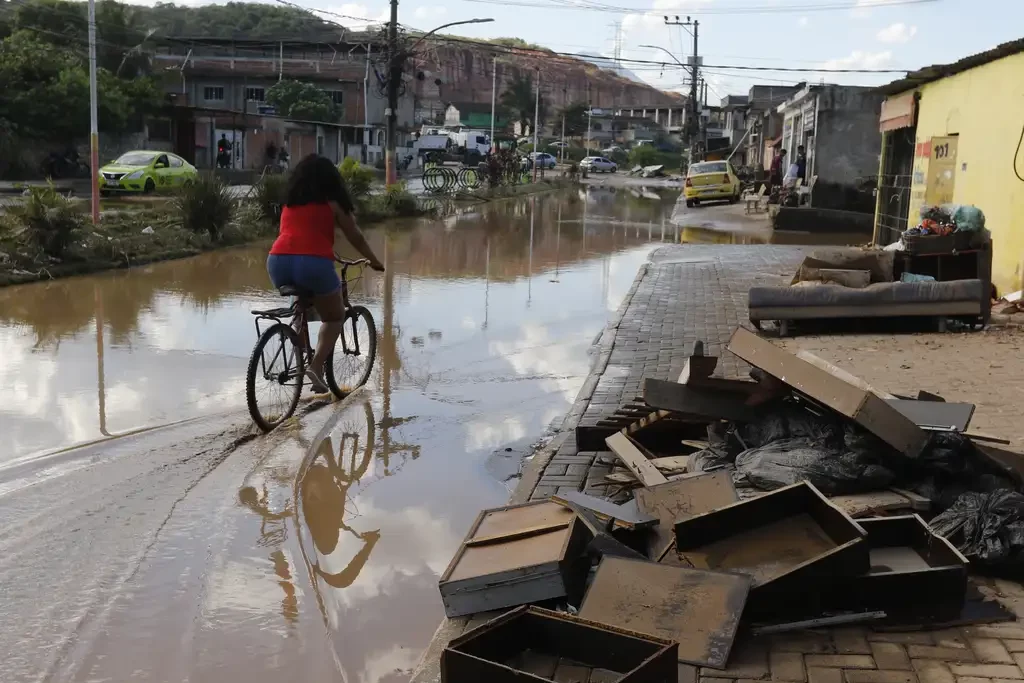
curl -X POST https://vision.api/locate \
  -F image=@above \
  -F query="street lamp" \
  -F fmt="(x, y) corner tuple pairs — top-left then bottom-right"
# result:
(639, 44), (686, 69)
(386, 17), (494, 185)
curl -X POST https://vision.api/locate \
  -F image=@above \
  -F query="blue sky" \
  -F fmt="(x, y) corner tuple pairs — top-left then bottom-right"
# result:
(284, 0), (1022, 101)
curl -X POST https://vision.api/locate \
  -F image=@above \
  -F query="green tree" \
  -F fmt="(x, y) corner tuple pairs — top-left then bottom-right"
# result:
(557, 101), (588, 136)
(500, 74), (546, 136)
(0, 30), (161, 141)
(266, 79), (339, 122)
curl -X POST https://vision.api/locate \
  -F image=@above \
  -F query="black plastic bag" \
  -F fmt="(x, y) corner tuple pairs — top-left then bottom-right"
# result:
(689, 422), (737, 472)
(930, 489), (1024, 573)
(733, 437), (896, 495)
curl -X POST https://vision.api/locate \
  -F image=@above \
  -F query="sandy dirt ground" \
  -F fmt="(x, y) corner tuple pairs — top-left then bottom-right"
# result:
(779, 325), (1024, 449)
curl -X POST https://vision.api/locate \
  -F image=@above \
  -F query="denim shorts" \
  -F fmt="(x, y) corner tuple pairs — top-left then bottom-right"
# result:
(267, 254), (341, 296)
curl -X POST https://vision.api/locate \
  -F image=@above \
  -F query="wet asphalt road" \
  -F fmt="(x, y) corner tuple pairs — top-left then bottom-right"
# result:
(0, 186), (693, 682)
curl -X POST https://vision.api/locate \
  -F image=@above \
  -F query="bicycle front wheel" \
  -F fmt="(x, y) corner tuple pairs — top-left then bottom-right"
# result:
(326, 305), (377, 398)
(246, 322), (304, 432)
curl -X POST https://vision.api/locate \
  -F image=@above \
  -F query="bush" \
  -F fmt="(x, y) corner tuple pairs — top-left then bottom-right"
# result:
(338, 157), (375, 198)
(172, 175), (236, 240)
(251, 172), (288, 222)
(3, 184), (86, 258)
(381, 181), (419, 216)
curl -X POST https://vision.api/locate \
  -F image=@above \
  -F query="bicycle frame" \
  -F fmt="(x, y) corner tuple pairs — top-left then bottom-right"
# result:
(251, 258), (370, 382)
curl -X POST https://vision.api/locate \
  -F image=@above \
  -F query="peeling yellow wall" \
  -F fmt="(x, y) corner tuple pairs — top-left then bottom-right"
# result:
(901, 52), (1024, 295)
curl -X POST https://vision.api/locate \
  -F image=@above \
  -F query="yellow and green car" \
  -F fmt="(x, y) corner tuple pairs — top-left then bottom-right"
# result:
(99, 151), (198, 195)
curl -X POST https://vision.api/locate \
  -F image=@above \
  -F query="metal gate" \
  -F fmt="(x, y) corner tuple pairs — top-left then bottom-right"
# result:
(875, 127), (915, 246)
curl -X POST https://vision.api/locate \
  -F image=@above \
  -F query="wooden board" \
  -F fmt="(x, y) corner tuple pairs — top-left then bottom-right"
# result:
(636, 470), (739, 526)
(551, 490), (658, 530)
(885, 398), (975, 431)
(642, 378), (758, 422)
(605, 432), (668, 487)
(829, 490), (920, 518)
(578, 556), (750, 669)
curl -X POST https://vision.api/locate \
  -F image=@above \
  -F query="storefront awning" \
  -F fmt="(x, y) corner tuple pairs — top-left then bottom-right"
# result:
(879, 92), (916, 132)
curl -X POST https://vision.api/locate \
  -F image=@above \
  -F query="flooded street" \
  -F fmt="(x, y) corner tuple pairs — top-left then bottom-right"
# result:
(0, 187), (689, 682)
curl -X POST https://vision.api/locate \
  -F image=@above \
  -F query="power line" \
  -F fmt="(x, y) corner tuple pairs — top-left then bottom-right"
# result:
(454, 0), (937, 16)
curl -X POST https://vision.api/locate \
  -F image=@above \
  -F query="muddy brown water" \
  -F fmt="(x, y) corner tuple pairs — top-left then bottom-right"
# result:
(0, 187), (699, 682)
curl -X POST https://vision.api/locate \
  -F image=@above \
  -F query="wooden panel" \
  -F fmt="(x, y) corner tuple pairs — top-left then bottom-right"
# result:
(635, 470), (738, 527)
(552, 490), (658, 530)
(578, 557), (750, 669)
(884, 398), (975, 431)
(475, 501), (573, 538)
(606, 432), (668, 487)
(449, 529), (569, 581)
(642, 378), (758, 422)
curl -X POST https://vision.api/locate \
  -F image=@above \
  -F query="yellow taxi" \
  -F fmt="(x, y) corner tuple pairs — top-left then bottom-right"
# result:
(683, 160), (741, 208)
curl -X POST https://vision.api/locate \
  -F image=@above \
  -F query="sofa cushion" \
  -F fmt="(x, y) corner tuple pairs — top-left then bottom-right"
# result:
(750, 279), (984, 308)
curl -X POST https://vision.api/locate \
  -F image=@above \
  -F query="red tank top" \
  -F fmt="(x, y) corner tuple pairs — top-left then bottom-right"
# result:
(269, 202), (335, 258)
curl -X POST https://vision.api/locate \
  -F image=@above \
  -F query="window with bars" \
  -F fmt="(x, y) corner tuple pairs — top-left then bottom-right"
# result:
(246, 87), (266, 102)
(328, 90), (344, 106)
(203, 86), (225, 102)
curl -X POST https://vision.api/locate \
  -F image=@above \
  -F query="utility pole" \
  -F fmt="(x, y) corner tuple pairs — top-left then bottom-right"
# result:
(664, 15), (699, 163)
(489, 55), (497, 154)
(532, 68), (540, 182)
(87, 0), (99, 224)
(385, 0), (400, 186)
(585, 84), (592, 157)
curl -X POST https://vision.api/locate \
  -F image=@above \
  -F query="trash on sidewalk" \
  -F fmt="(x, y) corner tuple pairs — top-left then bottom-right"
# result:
(551, 490), (658, 531)
(728, 327), (929, 457)
(673, 481), (869, 617)
(578, 556), (750, 668)
(605, 432), (668, 488)
(930, 489), (1024, 572)
(642, 378), (759, 422)
(635, 470), (738, 557)
(440, 606), (678, 683)
(438, 501), (591, 618)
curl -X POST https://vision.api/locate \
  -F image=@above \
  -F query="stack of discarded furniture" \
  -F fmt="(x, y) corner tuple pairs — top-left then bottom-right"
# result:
(437, 327), (1022, 683)
(747, 247), (992, 335)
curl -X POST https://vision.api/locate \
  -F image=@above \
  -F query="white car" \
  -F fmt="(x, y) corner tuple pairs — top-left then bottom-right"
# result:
(530, 152), (557, 169)
(581, 156), (617, 173)
(548, 141), (569, 149)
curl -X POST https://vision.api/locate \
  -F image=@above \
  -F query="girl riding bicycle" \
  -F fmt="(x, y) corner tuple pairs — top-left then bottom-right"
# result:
(267, 154), (385, 394)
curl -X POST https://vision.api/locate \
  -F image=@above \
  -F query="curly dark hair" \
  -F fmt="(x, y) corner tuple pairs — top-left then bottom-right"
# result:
(284, 154), (355, 213)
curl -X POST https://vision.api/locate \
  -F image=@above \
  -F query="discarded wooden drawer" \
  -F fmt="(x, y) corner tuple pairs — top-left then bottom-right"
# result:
(727, 327), (928, 457)
(636, 470), (739, 559)
(673, 481), (868, 616)
(441, 605), (679, 683)
(822, 514), (968, 620)
(438, 501), (591, 618)
(578, 556), (750, 669)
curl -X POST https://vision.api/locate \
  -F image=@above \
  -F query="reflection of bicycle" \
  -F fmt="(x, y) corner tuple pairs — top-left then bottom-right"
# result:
(246, 258), (377, 432)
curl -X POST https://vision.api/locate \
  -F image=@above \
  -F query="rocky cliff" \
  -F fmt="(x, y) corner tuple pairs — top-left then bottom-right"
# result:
(411, 41), (684, 116)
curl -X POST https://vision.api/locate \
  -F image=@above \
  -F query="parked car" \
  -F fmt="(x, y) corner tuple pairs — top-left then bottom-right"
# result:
(530, 152), (558, 169)
(683, 160), (741, 208)
(548, 141), (569, 149)
(581, 156), (617, 173)
(601, 146), (623, 155)
(99, 151), (198, 195)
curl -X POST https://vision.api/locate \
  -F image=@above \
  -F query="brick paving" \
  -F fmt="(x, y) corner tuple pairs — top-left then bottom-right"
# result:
(410, 242), (1024, 683)
(527, 244), (807, 503)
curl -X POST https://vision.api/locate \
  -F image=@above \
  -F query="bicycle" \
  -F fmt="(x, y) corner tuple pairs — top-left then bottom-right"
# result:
(246, 258), (378, 432)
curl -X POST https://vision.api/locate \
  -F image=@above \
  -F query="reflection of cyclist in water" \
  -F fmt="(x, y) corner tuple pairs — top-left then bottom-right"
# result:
(299, 433), (379, 589)
(237, 484), (299, 624)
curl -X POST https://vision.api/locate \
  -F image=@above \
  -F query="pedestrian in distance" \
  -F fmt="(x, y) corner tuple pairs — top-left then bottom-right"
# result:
(796, 144), (807, 183)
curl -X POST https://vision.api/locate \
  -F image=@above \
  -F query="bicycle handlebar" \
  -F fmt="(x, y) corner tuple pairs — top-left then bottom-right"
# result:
(335, 257), (371, 267)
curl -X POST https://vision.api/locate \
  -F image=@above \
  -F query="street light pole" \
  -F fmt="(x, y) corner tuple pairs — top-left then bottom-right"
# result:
(87, 0), (99, 224)
(386, 16), (494, 186)
(490, 55), (496, 154)
(532, 68), (540, 182)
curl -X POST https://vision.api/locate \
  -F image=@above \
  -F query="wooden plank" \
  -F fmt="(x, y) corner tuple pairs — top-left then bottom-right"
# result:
(682, 439), (709, 450)
(635, 470), (739, 527)
(625, 410), (673, 437)
(464, 521), (572, 547)
(642, 378), (758, 422)
(885, 398), (975, 431)
(605, 432), (668, 487)
(678, 354), (718, 384)
(551, 491), (658, 530)
(650, 455), (691, 472)
(889, 488), (930, 511)
(578, 557), (750, 668)
(795, 350), (896, 400)
(829, 491), (914, 518)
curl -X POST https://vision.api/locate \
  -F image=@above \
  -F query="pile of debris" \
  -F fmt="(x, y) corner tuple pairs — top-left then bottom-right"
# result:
(436, 327), (1024, 683)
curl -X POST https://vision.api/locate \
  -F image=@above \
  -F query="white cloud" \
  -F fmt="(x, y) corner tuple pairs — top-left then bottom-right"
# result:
(820, 49), (893, 70)
(876, 22), (917, 44)
(798, 16), (809, 28)
(413, 5), (448, 19)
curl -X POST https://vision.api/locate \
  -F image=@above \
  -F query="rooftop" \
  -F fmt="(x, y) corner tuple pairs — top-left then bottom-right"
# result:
(879, 37), (1024, 95)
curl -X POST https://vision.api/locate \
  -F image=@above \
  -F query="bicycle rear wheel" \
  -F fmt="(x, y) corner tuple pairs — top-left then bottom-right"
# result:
(326, 305), (377, 398)
(246, 322), (304, 432)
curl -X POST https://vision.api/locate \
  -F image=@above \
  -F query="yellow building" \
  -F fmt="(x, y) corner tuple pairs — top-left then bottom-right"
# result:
(873, 39), (1024, 296)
